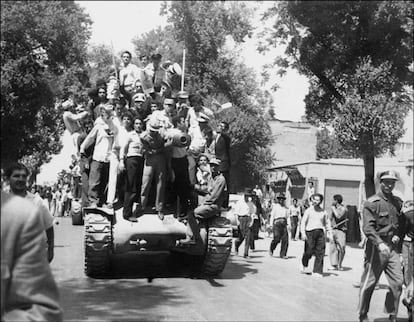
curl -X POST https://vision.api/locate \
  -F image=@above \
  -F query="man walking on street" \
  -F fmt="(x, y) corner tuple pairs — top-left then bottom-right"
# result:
(357, 171), (405, 322)
(269, 193), (289, 259)
(328, 194), (348, 271)
(300, 193), (332, 277)
(288, 198), (302, 240)
(234, 188), (257, 258)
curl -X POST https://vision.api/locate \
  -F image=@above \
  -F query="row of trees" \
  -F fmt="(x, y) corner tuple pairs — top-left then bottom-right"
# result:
(2, 1), (412, 196)
(260, 1), (413, 197)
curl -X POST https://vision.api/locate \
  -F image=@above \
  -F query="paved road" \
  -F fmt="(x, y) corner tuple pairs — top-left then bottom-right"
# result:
(51, 217), (409, 321)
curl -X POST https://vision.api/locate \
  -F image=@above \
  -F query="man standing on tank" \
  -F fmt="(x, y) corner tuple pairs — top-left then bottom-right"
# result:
(357, 171), (405, 322)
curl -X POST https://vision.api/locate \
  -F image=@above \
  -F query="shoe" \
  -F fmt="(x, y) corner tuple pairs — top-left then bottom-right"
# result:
(243, 254), (249, 258)
(178, 237), (196, 245)
(313, 273), (323, 278)
(388, 315), (397, 322)
(358, 314), (369, 322)
(157, 211), (165, 220)
(268, 250), (273, 257)
(327, 265), (337, 271)
(103, 203), (113, 209)
(338, 266), (344, 271)
(353, 282), (361, 288)
(300, 265), (311, 275)
(281, 256), (289, 259)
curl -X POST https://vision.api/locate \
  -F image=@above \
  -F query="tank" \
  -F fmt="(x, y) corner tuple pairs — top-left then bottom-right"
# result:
(83, 205), (233, 278)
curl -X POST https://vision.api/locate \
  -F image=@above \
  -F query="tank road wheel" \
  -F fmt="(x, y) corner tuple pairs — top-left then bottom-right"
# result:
(71, 200), (84, 225)
(84, 213), (112, 277)
(200, 216), (233, 276)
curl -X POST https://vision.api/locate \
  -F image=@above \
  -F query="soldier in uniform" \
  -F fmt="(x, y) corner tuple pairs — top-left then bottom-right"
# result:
(357, 170), (405, 322)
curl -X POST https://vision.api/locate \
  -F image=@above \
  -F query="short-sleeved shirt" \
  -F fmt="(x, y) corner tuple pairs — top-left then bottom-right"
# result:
(25, 192), (54, 230)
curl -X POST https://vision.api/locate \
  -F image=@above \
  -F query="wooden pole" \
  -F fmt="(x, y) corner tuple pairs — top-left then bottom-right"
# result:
(181, 47), (186, 91)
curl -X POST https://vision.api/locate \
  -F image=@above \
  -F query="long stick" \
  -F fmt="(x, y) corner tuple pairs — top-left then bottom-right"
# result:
(181, 47), (186, 91)
(110, 41), (118, 79)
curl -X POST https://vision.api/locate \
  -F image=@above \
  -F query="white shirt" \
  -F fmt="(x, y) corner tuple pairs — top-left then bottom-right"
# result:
(289, 205), (301, 217)
(119, 63), (141, 87)
(25, 192), (54, 230)
(234, 199), (256, 218)
(269, 203), (289, 223)
(81, 117), (117, 163)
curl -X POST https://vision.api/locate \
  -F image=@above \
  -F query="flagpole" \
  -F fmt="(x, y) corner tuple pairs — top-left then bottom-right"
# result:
(181, 47), (186, 91)
(110, 41), (118, 79)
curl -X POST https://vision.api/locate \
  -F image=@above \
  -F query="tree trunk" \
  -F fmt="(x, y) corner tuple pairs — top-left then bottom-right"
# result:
(362, 153), (376, 198)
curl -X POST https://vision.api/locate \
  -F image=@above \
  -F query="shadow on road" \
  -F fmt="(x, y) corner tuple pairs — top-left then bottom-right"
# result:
(58, 277), (183, 321)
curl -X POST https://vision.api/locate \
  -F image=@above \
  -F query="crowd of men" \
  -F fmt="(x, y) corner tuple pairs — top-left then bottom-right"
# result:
(1, 50), (413, 322)
(59, 50), (232, 244)
(232, 172), (413, 322)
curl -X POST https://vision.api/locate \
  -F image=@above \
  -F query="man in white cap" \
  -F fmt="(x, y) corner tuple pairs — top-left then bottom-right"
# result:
(131, 92), (149, 121)
(358, 170), (405, 322)
(179, 158), (227, 245)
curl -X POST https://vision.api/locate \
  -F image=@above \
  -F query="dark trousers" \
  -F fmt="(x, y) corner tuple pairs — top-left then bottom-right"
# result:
(123, 156), (144, 218)
(221, 171), (230, 208)
(290, 216), (299, 239)
(171, 156), (192, 214)
(270, 219), (289, 257)
(402, 240), (413, 287)
(358, 240), (403, 317)
(88, 160), (110, 206)
(80, 157), (90, 207)
(72, 176), (81, 199)
(235, 216), (252, 256)
(302, 229), (325, 274)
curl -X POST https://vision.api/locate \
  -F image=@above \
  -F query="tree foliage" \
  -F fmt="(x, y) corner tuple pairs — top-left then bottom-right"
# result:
(261, 1), (413, 196)
(316, 128), (355, 160)
(1, 1), (91, 169)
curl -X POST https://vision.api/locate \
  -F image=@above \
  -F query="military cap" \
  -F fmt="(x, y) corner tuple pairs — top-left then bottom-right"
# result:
(276, 192), (286, 199)
(379, 170), (398, 181)
(209, 158), (221, 166)
(133, 93), (146, 102)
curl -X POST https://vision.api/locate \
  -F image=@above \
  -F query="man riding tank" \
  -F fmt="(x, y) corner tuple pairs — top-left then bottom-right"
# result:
(179, 158), (227, 245)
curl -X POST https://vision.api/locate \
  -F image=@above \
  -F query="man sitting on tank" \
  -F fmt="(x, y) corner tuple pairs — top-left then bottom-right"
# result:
(179, 158), (227, 245)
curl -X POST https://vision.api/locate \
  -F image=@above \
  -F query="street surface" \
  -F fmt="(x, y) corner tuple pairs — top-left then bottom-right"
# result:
(51, 217), (410, 322)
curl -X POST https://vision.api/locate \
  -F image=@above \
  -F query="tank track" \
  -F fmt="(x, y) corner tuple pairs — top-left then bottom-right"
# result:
(201, 216), (233, 276)
(84, 213), (112, 277)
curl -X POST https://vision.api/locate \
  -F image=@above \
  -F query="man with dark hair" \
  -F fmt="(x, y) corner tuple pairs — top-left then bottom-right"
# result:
(289, 198), (302, 240)
(300, 193), (332, 277)
(179, 158), (227, 245)
(1, 191), (63, 321)
(119, 50), (141, 106)
(214, 121), (231, 209)
(234, 188), (257, 258)
(328, 194), (348, 271)
(269, 193), (289, 258)
(357, 171), (405, 322)
(80, 104), (117, 207)
(5, 162), (55, 262)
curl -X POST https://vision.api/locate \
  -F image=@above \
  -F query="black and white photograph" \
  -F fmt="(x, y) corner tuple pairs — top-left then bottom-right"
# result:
(1, 1), (413, 321)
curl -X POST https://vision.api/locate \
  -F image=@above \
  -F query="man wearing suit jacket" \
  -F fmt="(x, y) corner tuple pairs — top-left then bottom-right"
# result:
(1, 191), (63, 321)
(214, 121), (231, 209)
